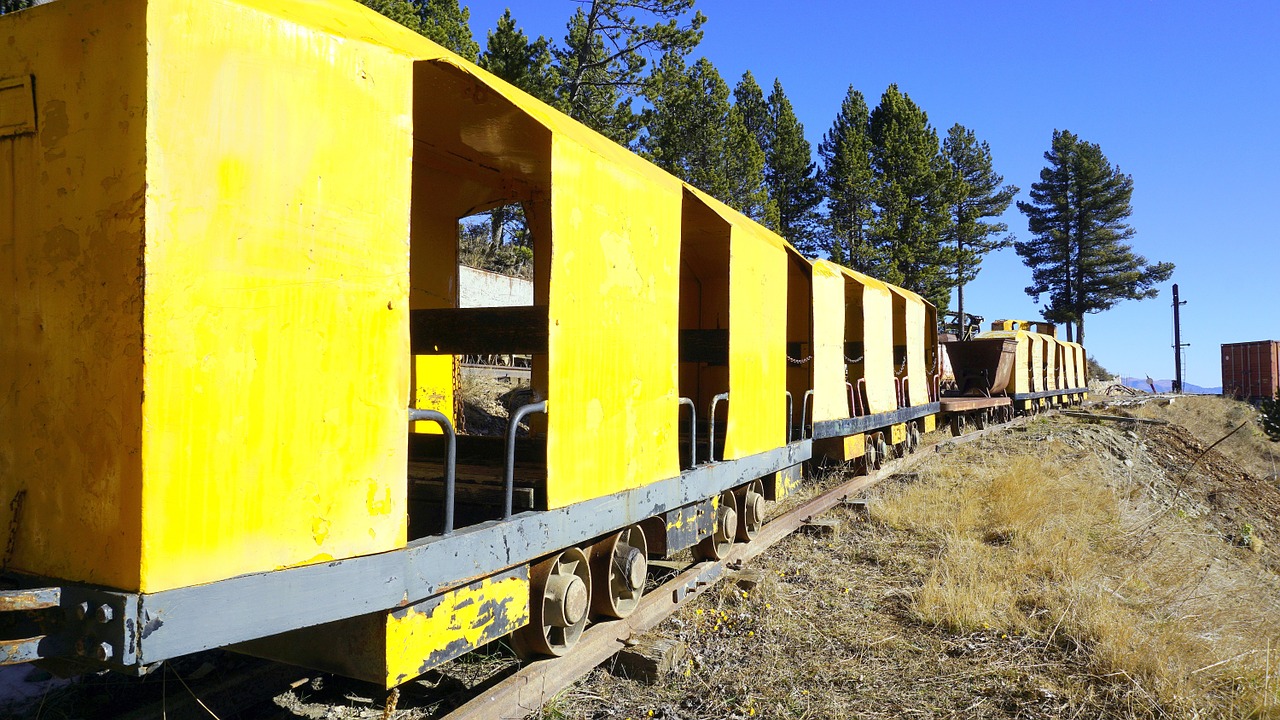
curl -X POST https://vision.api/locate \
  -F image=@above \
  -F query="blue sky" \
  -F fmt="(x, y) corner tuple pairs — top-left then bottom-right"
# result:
(464, 1), (1279, 387)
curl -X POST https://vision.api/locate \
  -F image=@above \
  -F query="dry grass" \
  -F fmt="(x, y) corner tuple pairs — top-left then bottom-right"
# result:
(1127, 395), (1279, 481)
(874, 433), (1280, 718)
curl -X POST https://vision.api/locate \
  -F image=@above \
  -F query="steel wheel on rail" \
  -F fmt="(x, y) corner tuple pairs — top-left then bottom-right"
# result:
(512, 547), (591, 658)
(693, 491), (738, 561)
(975, 410), (988, 430)
(907, 422), (921, 453)
(950, 414), (966, 437)
(590, 525), (647, 619)
(734, 479), (767, 542)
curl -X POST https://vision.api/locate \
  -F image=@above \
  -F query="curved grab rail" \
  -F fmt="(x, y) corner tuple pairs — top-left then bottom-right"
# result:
(407, 408), (457, 535)
(708, 393), (729, 463)
(504, 401), (546, 520)
(678, 396), (697, 468)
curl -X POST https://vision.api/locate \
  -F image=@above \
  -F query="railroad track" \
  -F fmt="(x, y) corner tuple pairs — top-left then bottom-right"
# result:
(441, 413), (1035, 720)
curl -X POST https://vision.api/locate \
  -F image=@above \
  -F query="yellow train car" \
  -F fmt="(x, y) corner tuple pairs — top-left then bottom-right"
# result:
(980, 320), (1088, 412)
(0, 0), (807, 685)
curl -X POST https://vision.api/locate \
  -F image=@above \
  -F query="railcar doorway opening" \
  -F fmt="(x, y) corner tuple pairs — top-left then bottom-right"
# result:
(405, 59), (553, 539)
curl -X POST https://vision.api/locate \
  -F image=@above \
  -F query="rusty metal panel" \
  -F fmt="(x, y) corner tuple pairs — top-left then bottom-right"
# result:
(1221, 340), (1280, 401)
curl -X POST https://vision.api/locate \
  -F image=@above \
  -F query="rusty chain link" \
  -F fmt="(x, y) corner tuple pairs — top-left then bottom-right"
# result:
(3, 490), (25, 571)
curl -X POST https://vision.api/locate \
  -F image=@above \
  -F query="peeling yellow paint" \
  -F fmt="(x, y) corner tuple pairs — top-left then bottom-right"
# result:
(385, 571), (529, 687)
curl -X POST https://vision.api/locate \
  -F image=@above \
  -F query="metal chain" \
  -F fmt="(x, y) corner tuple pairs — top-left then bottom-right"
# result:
(786, 355), (813, 366)
(3, 490), (25, 571)
(844, 355), (863, 364)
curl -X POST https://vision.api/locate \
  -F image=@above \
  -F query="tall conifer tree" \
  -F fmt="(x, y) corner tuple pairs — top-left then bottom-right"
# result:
(819, 86), (876, 270)
(942, 123), (1018, 334)
(1016, 130), (1174, 344)
(641, 55), (768, 217)
(417, 0), (480, 59)
(553, 0), (705, 146)
(868, 84), (952, 307)
(765, 80), (822, 254)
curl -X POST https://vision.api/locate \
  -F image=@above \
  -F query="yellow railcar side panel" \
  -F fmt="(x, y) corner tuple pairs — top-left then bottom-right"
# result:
(140, 0), (410, 591)
(412, 356), (455, 434)
(1044, 337), (1059, 391)
(0, 0), (147, 590)
(725, 224), (787, 458)
(1027, 335), (1045, 392)
(545, 137), (681, 507)
(888, 285), (929, 406)
(810, 261), (848, 423)
(847, 269), (896, 414)
(385, 572), (529, 688)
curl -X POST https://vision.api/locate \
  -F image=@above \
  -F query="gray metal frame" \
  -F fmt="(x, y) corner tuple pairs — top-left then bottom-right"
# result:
(810, 402), (941, 440)
(4, 441), (810, 671)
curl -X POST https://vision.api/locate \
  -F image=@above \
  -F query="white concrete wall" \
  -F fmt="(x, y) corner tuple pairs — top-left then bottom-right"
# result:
(458, 265), (533, 308)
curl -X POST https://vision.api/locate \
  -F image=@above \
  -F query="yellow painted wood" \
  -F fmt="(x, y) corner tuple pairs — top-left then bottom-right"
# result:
(1044, 337), (1060, 391)
(924, 414), (937, 433)
(544, 137), (682, 508)
(137, 0), (412, 591)
(887, 285), (931, 406)
(890, 423), (907, 445)
(839, 266), (896, 415)
(384, 571), (529, 688)
(1027, 335), (1045, 392)
(682, 188), (787, 459)
(0, 0), (148, 590)
(811, 261), (848, 422)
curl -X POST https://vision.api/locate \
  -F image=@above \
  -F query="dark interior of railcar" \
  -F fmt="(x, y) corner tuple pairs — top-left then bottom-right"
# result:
(678, 192), (731, 464)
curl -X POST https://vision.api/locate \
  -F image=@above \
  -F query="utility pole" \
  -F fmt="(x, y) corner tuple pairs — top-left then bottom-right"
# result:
(1171, 284), (1188, 394)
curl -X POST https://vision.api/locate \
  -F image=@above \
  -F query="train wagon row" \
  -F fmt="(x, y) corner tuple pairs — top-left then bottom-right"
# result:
(0, 0), (1080, 687)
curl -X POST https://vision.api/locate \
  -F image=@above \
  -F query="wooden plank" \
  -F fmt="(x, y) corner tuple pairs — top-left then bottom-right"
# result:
(679, 328), (729, 365)
(939, 396), (1011, 412)
(411, 306), (548, 355)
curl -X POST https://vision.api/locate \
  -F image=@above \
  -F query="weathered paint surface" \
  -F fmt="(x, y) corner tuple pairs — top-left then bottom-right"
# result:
(725, 221), (787, 458)
(888, 285), (931, 407)
(924, 414), (937, 433)
(811, 261), (847, 423)
(841, 266), (896, 415)
(385, 569), (529, 687)
(890, 423), (907, 445)
(139, 0), (411, 591)
(0, 0), (148, 590)
(545, 136), (682, 507)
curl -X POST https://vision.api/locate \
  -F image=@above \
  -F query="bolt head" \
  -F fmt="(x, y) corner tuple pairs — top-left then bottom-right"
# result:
(95, 642), (113, 662)
(95, 605), (114, 624)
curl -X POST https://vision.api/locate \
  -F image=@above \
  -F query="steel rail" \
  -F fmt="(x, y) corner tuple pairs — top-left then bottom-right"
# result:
(441, 414), (1030, 720)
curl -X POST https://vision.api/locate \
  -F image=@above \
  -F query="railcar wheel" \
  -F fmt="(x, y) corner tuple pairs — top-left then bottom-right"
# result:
(974, 410), (987, 430)
(512, 547), (591, 658)
(590, 525), (647, 619)
(735, 479), (767, 542)
(863, 437), (880, 472)
(950, 414), (966, 437)
(907, 422), (921, 453)
(693, 491), (738, 561)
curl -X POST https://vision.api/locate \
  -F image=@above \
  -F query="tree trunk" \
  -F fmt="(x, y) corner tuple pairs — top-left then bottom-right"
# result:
(1076, 318), (1085, 348)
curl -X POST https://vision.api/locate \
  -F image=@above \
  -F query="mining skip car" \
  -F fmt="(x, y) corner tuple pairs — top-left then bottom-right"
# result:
(0, 0), (1080, 689)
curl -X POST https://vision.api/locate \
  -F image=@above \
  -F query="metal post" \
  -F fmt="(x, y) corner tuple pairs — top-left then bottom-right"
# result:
(504, 401), (546, 520)
(1172, 284), (1187, 394)
(408, 408), (457, 535)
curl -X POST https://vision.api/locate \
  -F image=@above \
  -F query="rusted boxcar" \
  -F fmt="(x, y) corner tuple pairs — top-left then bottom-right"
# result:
(1221, 341), (1280, 403)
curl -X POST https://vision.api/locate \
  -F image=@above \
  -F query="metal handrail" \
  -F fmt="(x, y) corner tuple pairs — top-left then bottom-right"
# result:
(785, 391), (793, 443)
(856, 378), (868, 417)
(678, 397), (697, 468)
(504, 401), (546, 520)
(708, 393), (729, 463)
(408, 408), (457, 535)
(800, 389), (814, 439)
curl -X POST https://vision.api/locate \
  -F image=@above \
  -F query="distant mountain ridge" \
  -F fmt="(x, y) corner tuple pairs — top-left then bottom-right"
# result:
(1119, 377), (1222, 394)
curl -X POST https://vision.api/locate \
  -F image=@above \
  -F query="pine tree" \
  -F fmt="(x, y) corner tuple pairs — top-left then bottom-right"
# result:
(640, 55), (768, 217)
(356, 0), (478, 59)
(0, 0), (33, 13)
(818, 86), (876, 270)
(358, 0), (424, 32)
(867, 84), (952, 307)
(553, 0), (705, 146)
(479, 9), (556, 103)
(417, 0), (480, 60)
(765, 80), (822, 254)
(942, 123), (1018, 332)
(1016, 130), (1174, 345)
(733, 72), (770, 161)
